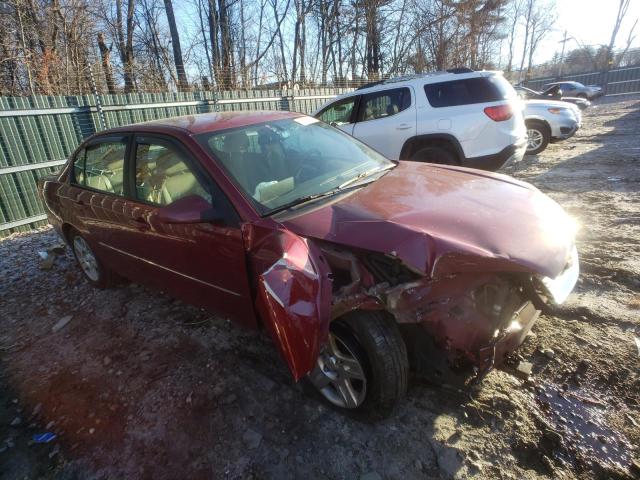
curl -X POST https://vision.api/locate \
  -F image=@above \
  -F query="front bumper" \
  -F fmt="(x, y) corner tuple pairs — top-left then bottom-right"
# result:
(462, 139), (527, 171)
(551, 115), (581, 140)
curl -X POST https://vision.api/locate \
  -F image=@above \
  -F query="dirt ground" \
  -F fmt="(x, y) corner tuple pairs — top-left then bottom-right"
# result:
(1, 97), (639, 480)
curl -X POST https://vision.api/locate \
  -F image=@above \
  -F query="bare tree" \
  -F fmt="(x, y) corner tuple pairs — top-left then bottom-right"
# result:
(163, 0), (189, 90)
(97, 32), (117, 93)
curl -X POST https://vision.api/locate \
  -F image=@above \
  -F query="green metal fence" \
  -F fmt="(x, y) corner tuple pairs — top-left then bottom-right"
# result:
(0, 88), (349, 237)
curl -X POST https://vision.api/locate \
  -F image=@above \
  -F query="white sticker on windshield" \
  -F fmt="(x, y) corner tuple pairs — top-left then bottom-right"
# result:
(294, 116), (319, 126)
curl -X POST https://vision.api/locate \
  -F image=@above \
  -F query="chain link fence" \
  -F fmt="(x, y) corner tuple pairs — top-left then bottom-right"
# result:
(0, 86), (352, 237)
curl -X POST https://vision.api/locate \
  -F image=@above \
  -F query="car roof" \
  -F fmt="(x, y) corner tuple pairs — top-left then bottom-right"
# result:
(352, 70), (499, 93)
(317, 70), (502, 108)
(103, 110), (304, 136)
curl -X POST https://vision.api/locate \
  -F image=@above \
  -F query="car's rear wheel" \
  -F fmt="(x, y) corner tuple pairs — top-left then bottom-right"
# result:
(410, 146), (458, 165)
(70, 230), (113, 289)
(307, 310), (408, 419)
(525, 121), (550, 155)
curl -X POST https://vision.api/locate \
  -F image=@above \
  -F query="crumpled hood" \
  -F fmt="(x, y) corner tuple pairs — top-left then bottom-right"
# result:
(280, 161), (575, 279)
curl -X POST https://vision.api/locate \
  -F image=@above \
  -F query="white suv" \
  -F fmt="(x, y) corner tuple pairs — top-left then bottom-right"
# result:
(314, 69), (527, 171)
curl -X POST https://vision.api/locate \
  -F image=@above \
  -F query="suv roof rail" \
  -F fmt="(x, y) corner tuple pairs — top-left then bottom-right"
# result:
(446, 67), (474, 74)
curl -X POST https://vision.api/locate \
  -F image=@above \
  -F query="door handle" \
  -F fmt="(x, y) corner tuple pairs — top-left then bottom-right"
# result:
(396, 123), (412, 130)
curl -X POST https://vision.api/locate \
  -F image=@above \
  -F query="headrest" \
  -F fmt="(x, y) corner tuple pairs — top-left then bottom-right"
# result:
(223, 132), (249, 152)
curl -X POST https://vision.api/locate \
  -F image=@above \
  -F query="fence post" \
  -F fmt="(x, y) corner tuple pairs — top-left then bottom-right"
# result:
(87, 63), (106, 131)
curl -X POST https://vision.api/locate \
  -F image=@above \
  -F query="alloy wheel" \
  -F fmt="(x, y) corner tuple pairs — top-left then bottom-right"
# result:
(308, 332), (367, 409)
(73, 236), (100, 282)
(527, 128), (544, 152)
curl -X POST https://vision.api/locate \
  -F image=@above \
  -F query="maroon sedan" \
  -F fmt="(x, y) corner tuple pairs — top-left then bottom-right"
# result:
(38, 111), (579, 416)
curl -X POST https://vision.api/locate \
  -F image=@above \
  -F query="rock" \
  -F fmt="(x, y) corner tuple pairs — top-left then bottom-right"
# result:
(359, 472), (382, 480)
(541, 348), (555, 359)
(576, 359), (590, 373)
(223, 394), (237, 405)
(103, 356), (111, 366)
(516, 361), (533, 377)
(38, 251), (56, 270)
(242, 429), (262, 449)
(414, 459), (423, 471)
(89, 428), (95, 434)
(31, 403), (42, 417)
(52, 315), (72, 333)
(9, 417), (21, 426)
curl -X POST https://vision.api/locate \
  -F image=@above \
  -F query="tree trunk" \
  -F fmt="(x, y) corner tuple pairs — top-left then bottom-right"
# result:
(163, 0), (189, 91)
(97, 33), (116, 94)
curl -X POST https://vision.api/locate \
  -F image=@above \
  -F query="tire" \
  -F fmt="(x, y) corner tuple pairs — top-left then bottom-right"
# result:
(525, 121), (550, 155)
(307, 310), (409, 419)
(69, 230), (113, 289)
(410, 146), (458, 165)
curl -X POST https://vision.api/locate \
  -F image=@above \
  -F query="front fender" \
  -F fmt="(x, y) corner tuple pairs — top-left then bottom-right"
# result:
(246, 224), (332, 381)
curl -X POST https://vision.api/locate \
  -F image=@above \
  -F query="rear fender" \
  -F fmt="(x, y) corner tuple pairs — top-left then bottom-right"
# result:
(244, 224), (332, 381)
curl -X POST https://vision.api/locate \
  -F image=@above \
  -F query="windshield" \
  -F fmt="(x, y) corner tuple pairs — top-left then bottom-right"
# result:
(197, 117), (393, 215)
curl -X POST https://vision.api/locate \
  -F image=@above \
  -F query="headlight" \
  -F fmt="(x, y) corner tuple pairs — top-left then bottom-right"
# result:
(540, 246), (579, 304)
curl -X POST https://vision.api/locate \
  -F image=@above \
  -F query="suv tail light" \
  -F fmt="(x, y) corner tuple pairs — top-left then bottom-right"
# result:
(483, 104), (513, 122)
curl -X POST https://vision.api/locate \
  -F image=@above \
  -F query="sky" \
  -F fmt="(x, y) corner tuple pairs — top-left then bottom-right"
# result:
(532, 0), (640, 64)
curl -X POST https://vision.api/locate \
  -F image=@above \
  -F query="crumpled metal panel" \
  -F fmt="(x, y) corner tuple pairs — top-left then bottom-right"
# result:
(281, 161), (575, 280)
(249, 226), (332, 381)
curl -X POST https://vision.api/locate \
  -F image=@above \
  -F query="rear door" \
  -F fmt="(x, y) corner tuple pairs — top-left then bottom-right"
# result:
(62, 135), (130, 267)
(351, 87), (416, 159)
(100, 134), (256, 327)
(315, 95), (359, 135)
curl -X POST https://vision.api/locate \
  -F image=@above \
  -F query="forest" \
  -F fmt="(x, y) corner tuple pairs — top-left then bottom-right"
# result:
(0, 0), (637, 95)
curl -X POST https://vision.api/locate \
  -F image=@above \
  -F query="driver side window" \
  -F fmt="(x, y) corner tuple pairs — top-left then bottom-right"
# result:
(318, 97), (357, 125)
(134, 140), (211, 206)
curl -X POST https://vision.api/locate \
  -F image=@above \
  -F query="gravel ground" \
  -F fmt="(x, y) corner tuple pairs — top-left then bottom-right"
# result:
(1, 97), (639, 480)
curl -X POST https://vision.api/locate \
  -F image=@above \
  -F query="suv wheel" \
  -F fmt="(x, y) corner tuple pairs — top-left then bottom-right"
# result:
(525, 121), (550, 155)
(70, 230), (114, 288)
(307, 310), (408, 419)
(410, 146), (458, 165)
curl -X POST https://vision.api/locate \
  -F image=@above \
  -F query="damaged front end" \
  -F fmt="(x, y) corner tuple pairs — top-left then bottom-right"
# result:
(322, 246), (546, 383)
(247, 222), (576, 384)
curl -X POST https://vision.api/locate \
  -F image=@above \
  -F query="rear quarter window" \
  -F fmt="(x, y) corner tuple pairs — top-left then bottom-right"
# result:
(424, 76), (516, 108)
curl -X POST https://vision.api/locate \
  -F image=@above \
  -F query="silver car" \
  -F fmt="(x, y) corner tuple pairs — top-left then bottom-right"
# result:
(542, 81), (603, 100)
(523, 99), (582, 155)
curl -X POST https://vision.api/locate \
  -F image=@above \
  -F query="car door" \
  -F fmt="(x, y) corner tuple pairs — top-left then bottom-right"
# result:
(351, 87), (416, 159)
(560, 83), (577, 96)
(61, 135), (131, 268)
(316, 95), (359, 135)
(100, 133), (256, 327)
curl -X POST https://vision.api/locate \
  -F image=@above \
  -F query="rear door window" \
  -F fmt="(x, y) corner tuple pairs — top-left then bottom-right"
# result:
(358, 87), (411, 121)
(72, 138), (127, 195)
(424, 76), (515, 108)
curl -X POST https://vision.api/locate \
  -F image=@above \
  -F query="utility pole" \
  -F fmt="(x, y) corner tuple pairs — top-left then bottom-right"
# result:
(558, 30), (570, 78)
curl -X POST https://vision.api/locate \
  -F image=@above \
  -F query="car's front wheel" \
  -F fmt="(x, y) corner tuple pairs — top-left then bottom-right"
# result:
(69, 230), (113, 289)
(525, 120), (550, 155)
(307, 310), (408, 418)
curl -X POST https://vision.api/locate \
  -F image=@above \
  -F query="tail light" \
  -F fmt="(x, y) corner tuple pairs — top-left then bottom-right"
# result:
(483, 104), (513, 122)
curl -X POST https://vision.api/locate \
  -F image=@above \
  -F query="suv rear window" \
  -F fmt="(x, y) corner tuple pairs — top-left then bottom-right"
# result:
(424, 76), (515, 108)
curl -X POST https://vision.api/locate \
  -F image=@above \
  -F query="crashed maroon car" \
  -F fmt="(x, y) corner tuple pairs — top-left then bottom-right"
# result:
(38, 111), (579, 416)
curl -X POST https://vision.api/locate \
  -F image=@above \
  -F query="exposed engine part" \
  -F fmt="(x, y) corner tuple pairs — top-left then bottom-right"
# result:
(319, 243), (541, 380)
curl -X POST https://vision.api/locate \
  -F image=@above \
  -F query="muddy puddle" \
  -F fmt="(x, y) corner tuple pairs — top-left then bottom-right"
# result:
(535, 380), (634, 475)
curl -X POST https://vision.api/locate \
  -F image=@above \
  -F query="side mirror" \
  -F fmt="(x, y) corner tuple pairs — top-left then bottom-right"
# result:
(156, 195), (222, 224)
